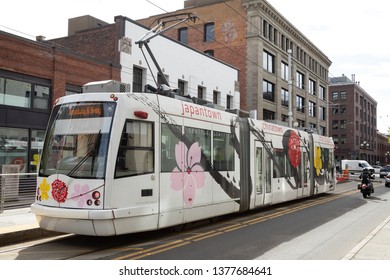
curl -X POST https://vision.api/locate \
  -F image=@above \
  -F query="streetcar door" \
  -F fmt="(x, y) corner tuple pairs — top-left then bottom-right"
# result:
(254, 142), (272, 206)
(298, 151), (309, 197)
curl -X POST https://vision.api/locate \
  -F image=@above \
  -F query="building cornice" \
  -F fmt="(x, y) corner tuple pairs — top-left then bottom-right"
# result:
(242, 0), (331, 66)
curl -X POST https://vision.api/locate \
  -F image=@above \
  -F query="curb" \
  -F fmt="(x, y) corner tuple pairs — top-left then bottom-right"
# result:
(0, 228), (62, 247)
(342, 215), (390, 260)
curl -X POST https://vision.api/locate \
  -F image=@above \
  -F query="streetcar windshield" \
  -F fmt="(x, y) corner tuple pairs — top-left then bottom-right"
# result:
(39, 102), (116, 178)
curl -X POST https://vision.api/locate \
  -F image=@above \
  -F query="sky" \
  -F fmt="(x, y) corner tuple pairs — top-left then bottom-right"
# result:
(1, 0), (389, 133)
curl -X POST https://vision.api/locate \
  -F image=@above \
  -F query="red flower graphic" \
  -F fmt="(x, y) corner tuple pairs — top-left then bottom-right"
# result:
(288, 131), (301, 168)
(51, 179), (68, 203)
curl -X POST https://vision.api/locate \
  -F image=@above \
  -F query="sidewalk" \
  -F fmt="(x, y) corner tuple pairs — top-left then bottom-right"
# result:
(0, 208), (58, 246)
(343, 215), (390, 260)
(1, 207), (390, 259)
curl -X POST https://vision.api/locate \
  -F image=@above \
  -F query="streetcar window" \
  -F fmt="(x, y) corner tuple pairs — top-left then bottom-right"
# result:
(213, 131), (235, 171)
(184, 126), (211, 171)
(161, 124), (182, 172)
(39, 102), (114, 179)
(273, 148), (296, 178)
(273, 149), (287, 178)
(115, 120), (154, 178)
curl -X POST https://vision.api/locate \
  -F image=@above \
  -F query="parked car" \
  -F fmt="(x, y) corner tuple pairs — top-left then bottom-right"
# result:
(372, 165), (382, 174)
(385, 173), (390, 187)
(380, 165), (390, 178)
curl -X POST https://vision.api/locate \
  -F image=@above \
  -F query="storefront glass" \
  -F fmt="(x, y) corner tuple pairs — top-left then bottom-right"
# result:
(0, 78), (31, 108)
(0, 127), (28, 173)
(30, 130), (45, 173)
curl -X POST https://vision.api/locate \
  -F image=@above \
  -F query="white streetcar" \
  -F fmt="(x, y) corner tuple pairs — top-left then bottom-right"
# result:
(31, 80), (335, 236)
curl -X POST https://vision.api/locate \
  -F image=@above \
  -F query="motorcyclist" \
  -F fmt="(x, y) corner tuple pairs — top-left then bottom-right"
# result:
(359, 168), (374, 193)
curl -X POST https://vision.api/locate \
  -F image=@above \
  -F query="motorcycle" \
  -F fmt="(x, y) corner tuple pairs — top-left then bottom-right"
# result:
(358, 182), (374, 198)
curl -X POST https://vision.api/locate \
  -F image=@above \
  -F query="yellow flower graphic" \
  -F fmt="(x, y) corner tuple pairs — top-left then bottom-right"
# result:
(314, 146), (322, 176)
(39, 178), (50, 200)
(32, 154), (40, 166)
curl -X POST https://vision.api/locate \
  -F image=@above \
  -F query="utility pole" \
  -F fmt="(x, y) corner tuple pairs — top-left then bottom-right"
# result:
(287, 49), (293, 127)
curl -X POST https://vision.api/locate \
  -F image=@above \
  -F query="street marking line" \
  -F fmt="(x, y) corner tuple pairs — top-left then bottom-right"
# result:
(113, 189), (359, 260)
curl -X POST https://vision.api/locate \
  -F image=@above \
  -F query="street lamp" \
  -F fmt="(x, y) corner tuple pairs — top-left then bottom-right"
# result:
(386, 151), (390, 164)
(360, 141), (369, 161)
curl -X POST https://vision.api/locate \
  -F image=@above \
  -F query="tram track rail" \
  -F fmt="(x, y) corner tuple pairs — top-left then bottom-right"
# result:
(0, 184), (369, 260)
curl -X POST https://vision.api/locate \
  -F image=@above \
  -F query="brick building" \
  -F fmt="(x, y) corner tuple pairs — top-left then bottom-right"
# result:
(137, 0), (332, 135)
(139, 0), (247, 110)
(51, 15), (240, 109)
(1, 13), (240, 174)
(0, 30), (120, 173)
(329, 75), (379, 164)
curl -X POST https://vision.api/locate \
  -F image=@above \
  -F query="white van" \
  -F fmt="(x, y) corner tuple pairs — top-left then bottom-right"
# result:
(341, 160), (374, 174)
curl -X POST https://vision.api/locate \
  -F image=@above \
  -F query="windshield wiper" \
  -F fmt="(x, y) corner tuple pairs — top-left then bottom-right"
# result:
(67, 150), (94, 177)
(90, 130), (102, 175)
(67, 131), (102, 177)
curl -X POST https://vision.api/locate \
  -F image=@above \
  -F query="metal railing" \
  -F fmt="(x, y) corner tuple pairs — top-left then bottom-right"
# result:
(0, 172), (37, 214)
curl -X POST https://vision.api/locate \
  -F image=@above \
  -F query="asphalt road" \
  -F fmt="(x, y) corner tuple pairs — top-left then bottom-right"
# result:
(1, 179), (389, 260)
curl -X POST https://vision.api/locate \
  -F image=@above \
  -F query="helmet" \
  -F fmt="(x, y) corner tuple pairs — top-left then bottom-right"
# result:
(363, 168), (369, 173)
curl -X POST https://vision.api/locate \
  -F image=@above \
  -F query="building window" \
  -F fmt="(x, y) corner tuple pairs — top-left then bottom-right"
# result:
(65, 84), (82, 95)
(332, 120), (339, 129)
(263, 80), (275, 102)
(178, 80), (186, 95)
(178, 27), (188, 44)
(263, 109), (275, 120)
(296, 95), (304, 113)
(296, 71), (304, 89)
(263, 50), (274, 73)
(340, 91), (347, 100)
(340, 120), (347, 129)
(30, 129), (45, 172)
(0, 127), (45, 173)
(281, 88), (289, 107)
(319, 85), (325, 100)
(204, 22), (215, 42)
(281, 61), (288, 81)
(340, 104), (347, 114)
(332, 92), (339, 101)
(309, 79), (316, 95)
(0, 74), (50, 110)
(319, 126), (326, 136)
(197, 86), (204, 99)
(0, 78), (31, 108)
(320, 106), (326, 121)
(296, 119), (305, 128)
(213, 90), (220, 104)
(157, 73), (169, 86)
(227, 95), (232, 109)
(204, 50), (214, 56)
(33, 85), (50, 109)
(0, 127), (28, 173)
(133, 66), (143, 92)
(308, 101), (316, 117)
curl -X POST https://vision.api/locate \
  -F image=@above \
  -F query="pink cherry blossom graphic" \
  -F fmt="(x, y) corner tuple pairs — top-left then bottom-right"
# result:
(170, 141), (206, 206)
(71, 184), (92, 207)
